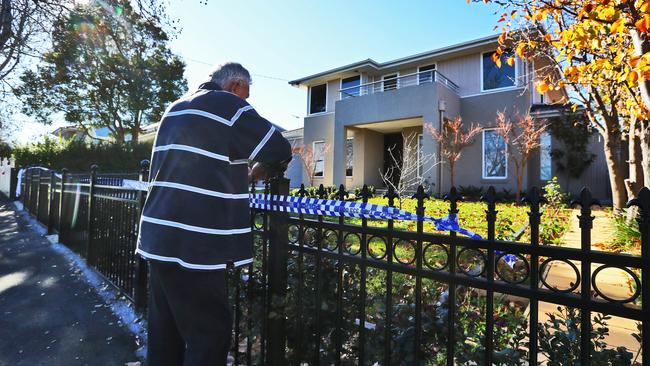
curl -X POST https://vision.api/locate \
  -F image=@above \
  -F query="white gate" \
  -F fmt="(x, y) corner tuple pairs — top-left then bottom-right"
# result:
(0, 157), (15, 197)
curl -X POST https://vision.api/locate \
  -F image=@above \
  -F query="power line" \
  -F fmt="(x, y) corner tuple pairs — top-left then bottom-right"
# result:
(183, 56), (291, 82)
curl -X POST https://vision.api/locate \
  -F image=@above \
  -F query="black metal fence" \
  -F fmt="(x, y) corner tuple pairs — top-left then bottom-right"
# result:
(18, 163), (649, 365)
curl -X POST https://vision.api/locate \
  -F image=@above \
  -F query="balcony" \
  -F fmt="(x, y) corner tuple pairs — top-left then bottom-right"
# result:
(339, 69), (459, 99)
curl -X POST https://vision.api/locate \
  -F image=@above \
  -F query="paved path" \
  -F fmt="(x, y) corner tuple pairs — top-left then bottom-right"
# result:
(0, 194), (140, 366)
(539, 208), (642, 359)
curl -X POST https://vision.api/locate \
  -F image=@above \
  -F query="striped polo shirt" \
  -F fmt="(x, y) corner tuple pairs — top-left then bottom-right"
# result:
(136, 82), (291, 270)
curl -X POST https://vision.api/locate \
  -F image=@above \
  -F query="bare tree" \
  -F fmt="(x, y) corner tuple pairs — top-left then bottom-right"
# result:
(379, 131), (437, 208)
(495, 111), (548, 202)
(425, 117), (481, 188)
(292, 141), (330, 187)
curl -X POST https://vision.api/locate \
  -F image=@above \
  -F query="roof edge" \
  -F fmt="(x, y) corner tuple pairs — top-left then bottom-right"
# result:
(288, 33), (500, 87)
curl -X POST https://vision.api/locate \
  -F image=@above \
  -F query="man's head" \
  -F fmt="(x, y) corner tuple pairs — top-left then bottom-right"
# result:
(208, 62), (252, 100)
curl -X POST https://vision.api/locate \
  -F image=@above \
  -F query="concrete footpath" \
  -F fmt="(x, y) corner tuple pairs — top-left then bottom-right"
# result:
(0, 194), (140, 366)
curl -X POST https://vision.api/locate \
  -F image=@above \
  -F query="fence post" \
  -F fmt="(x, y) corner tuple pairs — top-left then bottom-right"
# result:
(58, 169), (67, 236)
(86, 164), (98, 263)
(9, 163), (18, 200)
(572, 188), (599, 365)
(134, 159), (150, 313)
(34, 169), (42, 218)
(266, 175), (289, 365)
(23, 167), (30, 208)
(47, 170), (56, 234)
(627, 187), (649, 366)
(522, 187), (546, 366)
(481, 186), (498, 366)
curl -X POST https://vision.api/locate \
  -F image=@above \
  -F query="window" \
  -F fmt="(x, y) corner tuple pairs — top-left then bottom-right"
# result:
(309, 84), (327, 114)
(482, 129), (508, 179)
(418, 64), (436, 84)
(482, 51), (516, 91)
(382, 74), (398, 91)
(313, 141), (325, 177)
(418, 134), (424, 177)
(540, 132), (552, 181)
(346, 138), (353, 177)
(341, 76), (361, 99)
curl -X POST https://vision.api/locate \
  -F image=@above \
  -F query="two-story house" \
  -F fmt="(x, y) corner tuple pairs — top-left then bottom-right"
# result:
(286, 34), (610, 200)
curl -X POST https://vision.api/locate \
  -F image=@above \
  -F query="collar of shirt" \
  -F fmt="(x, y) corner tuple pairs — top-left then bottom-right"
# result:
(197, 81), (222, 91)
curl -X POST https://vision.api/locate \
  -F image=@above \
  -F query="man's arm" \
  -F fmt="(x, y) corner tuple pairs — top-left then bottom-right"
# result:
(231, 105), (292, 179)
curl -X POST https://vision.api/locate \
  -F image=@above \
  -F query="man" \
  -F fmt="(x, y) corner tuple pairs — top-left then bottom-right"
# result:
(136, 62), (291, 366)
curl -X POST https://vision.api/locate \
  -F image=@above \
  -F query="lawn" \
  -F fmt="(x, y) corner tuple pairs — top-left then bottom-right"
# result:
(320, 197), (572, 243)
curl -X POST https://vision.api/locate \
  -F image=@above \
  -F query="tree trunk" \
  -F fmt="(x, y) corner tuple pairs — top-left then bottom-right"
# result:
(449, 162), (455, 188)
(603, 134), (628, 212)
(625, 119), (643, 196)
(131, 128), (139, 143)
(640, 119), (650, 190)
(625, 120), (642, 223)
(630, 30), (650, 112)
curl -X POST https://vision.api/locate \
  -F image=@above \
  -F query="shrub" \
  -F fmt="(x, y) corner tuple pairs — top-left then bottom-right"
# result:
(458, 185), (484, 201)
(12, 137), (152, 172)
(607, 211), (642, 253)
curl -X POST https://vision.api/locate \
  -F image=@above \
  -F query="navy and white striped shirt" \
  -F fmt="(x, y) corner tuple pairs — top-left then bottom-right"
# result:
(136, 82), (291, 270)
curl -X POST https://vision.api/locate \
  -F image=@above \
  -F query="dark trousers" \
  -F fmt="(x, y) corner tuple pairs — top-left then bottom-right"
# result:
(146, 261), (232, 366)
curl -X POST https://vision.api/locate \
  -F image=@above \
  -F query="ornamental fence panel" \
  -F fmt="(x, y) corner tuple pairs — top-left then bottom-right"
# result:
(16, 163), (650, 366)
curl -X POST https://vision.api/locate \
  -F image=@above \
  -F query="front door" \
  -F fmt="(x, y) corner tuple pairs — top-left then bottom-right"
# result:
(383, 133), (403, 187)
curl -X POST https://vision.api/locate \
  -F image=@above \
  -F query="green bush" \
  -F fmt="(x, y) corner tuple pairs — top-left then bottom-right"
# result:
(12, 137), (152, 172)
(608, 211), (642, 253)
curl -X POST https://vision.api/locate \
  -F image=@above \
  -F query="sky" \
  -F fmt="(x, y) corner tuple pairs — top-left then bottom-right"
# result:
(15, 0), (503, 143)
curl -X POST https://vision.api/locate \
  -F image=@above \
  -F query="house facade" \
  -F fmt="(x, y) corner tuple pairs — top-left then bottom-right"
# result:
(287, 34), (610, 200)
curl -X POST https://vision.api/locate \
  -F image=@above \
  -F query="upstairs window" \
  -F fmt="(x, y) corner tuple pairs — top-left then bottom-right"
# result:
(383, 74), (398, 91)
(346, 138), (353, 177)
(309, 84), (327, 114)
(482, 129), (508, 179)
(482, 51), (516, 91)
(341, 76), (361, 99)
(313, 141), (325, 177)
(418, 64), (436, 84)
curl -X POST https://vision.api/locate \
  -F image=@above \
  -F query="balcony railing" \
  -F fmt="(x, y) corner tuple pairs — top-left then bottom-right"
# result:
(339, 70), (460, 99)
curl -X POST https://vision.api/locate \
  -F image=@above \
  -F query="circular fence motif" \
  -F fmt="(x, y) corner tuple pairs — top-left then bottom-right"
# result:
(591, 265), (641, 304)
(343, 233), (361, 255)
(253, 213), (264, 229)
(303, 227), (317, 247)
(368, 236), (387, 260)
(496, 253), (530, 284)
(423, 243), (448, 271)
(457, 248), (486, 277)
(288, 225), (300, 244)
(323, 230), (339, 251)
(393, 240), (416, 265)
(539, 258), (580, 293)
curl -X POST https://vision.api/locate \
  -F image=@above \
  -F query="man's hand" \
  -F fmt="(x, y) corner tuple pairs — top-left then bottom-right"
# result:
(249, 163), (267, 182)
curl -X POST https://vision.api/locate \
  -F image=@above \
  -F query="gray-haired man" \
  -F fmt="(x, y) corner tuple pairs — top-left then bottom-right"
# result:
(137, 63), (291, 365)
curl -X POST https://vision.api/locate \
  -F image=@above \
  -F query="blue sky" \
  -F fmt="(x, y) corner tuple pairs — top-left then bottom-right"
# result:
(16, 0), (502, 142)
(165, 0), (502, 131)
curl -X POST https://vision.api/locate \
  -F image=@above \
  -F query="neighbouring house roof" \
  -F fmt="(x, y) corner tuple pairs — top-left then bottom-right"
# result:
(289, 34), (500, 86)
(281, 127), (303, 140)
(530, 103), (586, 118)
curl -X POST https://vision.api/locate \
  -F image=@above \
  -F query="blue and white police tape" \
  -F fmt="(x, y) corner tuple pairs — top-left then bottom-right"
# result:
(250, 193), (482, 240)
(249, 194), (520, 267)
(119, 179), (517, 266)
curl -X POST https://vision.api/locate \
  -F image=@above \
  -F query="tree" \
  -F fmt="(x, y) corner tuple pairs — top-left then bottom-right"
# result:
(0, 0), (69, 93)
(472, 0), (650, 211)
(379, 131), (437, 208)
(292, 141), (331, 187)
(546, 111), (596, 192)
(425, 117), (481, 188)
(495, 111), (548, 202)
(15, 0), (186, 144)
